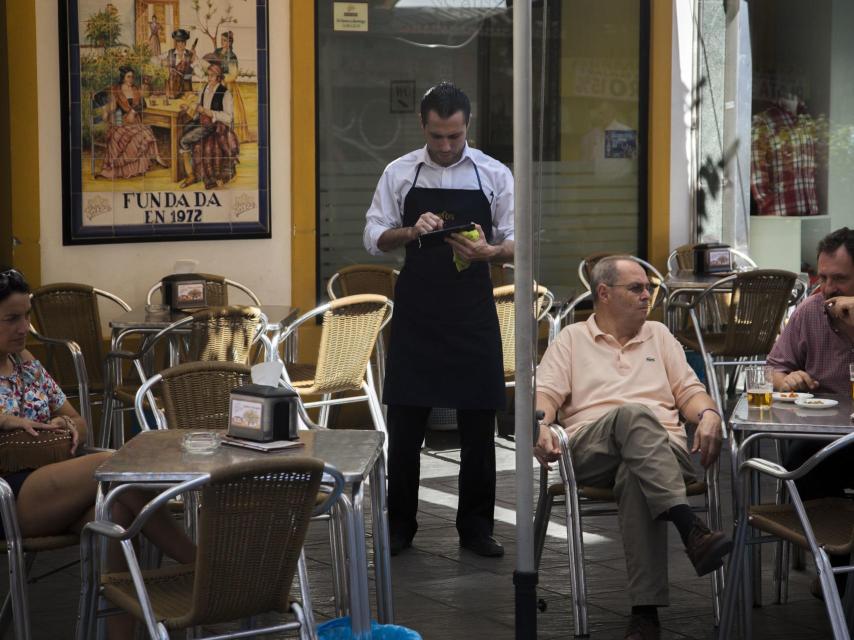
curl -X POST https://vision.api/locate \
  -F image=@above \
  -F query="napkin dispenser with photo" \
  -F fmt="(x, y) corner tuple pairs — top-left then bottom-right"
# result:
(693, 243), (732, 275)
(161, 273), (208, 310)
(227, 383), (299, 442)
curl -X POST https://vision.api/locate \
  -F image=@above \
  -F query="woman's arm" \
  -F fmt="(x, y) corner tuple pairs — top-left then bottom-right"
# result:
(51, 403), (84, 454)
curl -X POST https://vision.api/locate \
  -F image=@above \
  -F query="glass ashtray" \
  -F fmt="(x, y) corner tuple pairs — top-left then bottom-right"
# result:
(181, 431), (221, 455)
(145, 304), (171, 319)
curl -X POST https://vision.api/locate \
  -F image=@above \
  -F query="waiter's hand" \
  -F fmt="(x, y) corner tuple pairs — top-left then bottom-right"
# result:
(445, 223), (494, 262)
(413, 212), (444, 237)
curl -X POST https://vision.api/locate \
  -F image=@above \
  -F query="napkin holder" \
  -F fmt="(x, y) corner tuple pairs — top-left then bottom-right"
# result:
(693, 243), (732, 275)
(227, 383), (299, 442)
(161, 273), (208, 310)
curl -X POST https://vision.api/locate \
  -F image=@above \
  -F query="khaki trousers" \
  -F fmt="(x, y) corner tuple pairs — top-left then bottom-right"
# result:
(567, 403), (697, 606)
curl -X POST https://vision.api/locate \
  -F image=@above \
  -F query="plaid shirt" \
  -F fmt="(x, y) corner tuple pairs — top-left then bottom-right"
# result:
(751, 105), (819, 216)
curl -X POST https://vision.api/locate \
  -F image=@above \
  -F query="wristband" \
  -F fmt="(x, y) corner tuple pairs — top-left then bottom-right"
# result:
(698, 407), (720, 422)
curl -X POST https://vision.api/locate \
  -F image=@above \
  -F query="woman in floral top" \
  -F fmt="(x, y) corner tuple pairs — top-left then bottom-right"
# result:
(0, 268), (194, 638)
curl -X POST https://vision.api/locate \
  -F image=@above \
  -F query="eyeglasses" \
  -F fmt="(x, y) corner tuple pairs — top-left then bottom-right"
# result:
(0, 269), (24, 291)
(607, 283), (655, 295)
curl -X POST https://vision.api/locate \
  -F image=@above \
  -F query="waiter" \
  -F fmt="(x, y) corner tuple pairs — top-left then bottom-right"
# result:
(364, 82), (514, 557)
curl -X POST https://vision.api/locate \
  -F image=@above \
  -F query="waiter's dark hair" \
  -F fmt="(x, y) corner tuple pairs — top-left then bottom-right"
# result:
(420, 82), (471, 125)
(817, 227), (854, 260)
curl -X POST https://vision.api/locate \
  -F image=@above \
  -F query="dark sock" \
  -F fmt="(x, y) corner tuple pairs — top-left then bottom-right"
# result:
(665, 504), (696, 545)
(631, 605), (659, 621)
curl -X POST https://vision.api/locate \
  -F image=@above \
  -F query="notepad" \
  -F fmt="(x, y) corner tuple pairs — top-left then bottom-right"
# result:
(221, 435), (304, 452)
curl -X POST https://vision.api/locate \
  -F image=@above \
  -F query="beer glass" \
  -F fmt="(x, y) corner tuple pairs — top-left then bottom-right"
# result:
(746, 365), (773, 408)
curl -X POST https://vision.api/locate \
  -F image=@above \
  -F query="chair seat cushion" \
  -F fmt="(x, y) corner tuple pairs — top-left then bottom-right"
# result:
(548, 479), (707, 501)
(4, 534), (78, 552)
(102, 562), (196, 629)
(749, 497), (854, 556)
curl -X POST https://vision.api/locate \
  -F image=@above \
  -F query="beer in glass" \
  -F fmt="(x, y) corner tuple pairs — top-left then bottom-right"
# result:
(746, 365), (773, 409)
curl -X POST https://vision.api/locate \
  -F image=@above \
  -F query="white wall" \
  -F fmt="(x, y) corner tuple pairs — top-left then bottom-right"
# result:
(669, 0), (693, 252)
(35, 1), (292, 310)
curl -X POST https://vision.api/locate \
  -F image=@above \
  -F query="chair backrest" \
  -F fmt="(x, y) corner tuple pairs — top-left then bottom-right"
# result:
(493, 284), (554, 376)
(147, 274), (261, 307)
(720, 269), (798, 356)
(283, 294), (393, 395)
(29, 283), (130, 388)
(154, 361), (252, 430)
(327, 264), (399, 300)
(185, 305), (265, 363)
(667, 244), (758, 273)
(177, 457), (325, 627)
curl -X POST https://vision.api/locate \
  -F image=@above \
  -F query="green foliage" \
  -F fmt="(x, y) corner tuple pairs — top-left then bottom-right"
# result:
(84, 6), (122, 48)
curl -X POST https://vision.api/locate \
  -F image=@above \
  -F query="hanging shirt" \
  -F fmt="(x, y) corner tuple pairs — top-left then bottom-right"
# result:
(363, 144), (515, 256)
(750, 105), (819, 216)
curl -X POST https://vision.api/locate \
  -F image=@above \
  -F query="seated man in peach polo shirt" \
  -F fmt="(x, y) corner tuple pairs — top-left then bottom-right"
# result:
(533, 256), (730, 640)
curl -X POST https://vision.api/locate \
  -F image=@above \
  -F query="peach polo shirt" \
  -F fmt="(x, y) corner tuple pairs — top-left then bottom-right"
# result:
(537, 315), (707, 451)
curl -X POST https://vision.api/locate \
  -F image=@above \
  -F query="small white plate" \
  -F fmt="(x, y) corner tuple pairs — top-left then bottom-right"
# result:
(772, 392), (814, 403)
(794, 398), (839, 409)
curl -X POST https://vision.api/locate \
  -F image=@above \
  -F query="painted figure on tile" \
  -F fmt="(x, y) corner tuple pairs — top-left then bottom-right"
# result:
(211, 30), (253, 143)
(178, 61), (239, 190)
(147, 14), (162, 57)
(164, 28), (196, 98)
(97, 65), (167, 180)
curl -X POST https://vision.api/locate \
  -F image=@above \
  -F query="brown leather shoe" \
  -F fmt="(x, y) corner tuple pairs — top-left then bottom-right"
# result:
(624, 614), (661, 640)
(685, 517), (732, 576)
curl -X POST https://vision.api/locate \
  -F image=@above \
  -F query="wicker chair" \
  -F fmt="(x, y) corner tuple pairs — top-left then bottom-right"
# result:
(146, 273), (261, 307)
(276, 295), (392, 451)
(669, 270), (801, 422)
(29, 283), (131, 433)
(101, 306), (267, 447)
(493, 284), (555, 387)
(533, 425), (722, 636)
(554, 254), (668, 332)
(134, 361), (252, 432)
(326, 265), (399, 399)
(720, 431), (854, 640)
(0, 334), (104, 640)
(77, 457), (345, 640)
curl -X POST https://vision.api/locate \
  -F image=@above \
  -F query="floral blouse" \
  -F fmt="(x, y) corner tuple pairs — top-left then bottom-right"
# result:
(0, 355), (66, 423)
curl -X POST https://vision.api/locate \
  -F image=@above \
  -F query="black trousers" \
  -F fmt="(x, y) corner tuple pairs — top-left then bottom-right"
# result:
(386, 404), (496, 541)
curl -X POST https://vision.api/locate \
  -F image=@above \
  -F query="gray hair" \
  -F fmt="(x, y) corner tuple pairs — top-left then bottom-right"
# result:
(589, 255), (635, 303)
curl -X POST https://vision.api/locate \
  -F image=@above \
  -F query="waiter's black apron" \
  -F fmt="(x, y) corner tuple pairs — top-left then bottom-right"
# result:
(382, 162), (505, 410)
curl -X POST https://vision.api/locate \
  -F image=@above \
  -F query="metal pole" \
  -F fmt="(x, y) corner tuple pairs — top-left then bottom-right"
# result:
(513, 2), (537, 639)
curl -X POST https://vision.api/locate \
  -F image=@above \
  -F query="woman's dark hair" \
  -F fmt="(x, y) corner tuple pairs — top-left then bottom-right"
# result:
(0, 268), (29, 304)
(117, 65), (135, 84)
(817, 227), (854, 261)
(420, 82), (471, 125)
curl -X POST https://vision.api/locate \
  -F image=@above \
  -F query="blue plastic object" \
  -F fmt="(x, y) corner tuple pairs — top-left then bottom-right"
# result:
(317, 617), (422, 640)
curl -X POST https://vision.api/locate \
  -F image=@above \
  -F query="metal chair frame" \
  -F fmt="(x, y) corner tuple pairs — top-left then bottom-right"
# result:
(534, 425), (724, 637)
(146, 276), (261, 307)
(101, 307), (269, 447)
(720, 431), (854, 640)
(272, 295), (393, 455)
(77, 462), (345, 640)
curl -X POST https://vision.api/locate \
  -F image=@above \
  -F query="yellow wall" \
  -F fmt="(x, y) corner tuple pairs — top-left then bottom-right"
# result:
(4, 0), (40, 283)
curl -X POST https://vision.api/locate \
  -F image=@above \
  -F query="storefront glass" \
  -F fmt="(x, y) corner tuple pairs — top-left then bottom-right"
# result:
(747, 0), (854, 276)
(315, 1), (647, 302)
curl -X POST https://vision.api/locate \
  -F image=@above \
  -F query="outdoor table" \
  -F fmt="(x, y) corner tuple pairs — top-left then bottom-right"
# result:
(83, 428), (392, 640)
(729, 393), (853, 606)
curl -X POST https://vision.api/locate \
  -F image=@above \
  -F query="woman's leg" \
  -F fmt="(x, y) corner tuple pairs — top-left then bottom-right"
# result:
(14, 452), (111, 537)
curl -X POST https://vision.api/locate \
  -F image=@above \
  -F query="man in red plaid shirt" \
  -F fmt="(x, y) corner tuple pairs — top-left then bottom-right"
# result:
(751, 96), (819, 216)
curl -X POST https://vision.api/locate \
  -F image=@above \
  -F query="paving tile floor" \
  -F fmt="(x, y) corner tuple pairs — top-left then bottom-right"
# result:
(0, 429), (838, 639)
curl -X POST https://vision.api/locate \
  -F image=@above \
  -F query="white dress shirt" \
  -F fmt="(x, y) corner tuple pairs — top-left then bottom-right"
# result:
(363, 144), (515, 256)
